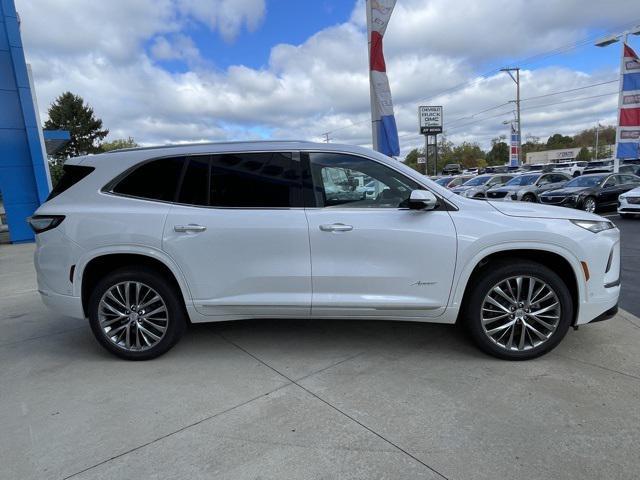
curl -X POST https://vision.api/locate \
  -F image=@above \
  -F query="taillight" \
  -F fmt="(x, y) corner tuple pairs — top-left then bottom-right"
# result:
(27, 215), (65, 234)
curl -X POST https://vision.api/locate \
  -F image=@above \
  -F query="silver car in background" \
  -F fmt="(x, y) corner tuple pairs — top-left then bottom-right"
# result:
(486, 172), (571, 202)
(451, 174), (513, 198)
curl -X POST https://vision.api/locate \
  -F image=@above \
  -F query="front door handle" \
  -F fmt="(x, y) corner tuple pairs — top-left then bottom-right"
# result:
(174, 224), (207, 233)
(319, 223), (353, 232)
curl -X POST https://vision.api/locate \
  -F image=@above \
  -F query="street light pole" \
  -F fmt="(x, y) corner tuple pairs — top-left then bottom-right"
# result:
(501, 67), (522, 166)
(594, 123), (600, 160)
(595, 25), (640, 172)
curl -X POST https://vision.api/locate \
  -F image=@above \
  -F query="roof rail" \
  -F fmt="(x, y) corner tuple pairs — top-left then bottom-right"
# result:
(104, 139), (308, 154)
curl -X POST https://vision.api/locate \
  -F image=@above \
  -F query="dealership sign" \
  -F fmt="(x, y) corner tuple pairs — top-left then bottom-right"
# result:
(418, 106), (443, 134)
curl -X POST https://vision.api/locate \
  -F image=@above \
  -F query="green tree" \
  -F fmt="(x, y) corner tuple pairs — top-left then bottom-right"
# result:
(403, 148), (421, 172)
(546, 133), (574, 150)
(485, 136), (509, 166)
(449, 142), (485, 169)
(576, 146), (591, 162)
(44, 92), (109, 159)
(99, 137), (139, 152)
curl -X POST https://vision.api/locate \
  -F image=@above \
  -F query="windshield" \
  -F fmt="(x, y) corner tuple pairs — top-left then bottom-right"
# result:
(506, 174), (539, 186)
(462, 175), (492, 186)
(588, 161), (612, 167)
(565, 175), (606, 187)
(435, 176), (454, 186)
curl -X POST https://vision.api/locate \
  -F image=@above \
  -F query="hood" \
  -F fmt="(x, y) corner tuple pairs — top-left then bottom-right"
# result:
(488, 200), (603, 221)
(622, 186), (640, 196)
(540, 186), (591, 196)
(452, 185), (477, 193)
(488, 185), (521, 193)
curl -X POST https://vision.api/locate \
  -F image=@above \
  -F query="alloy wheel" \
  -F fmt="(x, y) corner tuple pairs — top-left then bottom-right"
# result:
(98, 281), (169, 351)
(481, 275), (561, 352)
(583, 198), (596, 213)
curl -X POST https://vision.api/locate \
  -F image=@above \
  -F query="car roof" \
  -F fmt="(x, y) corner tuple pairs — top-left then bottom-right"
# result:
(68, 140), (387, 167)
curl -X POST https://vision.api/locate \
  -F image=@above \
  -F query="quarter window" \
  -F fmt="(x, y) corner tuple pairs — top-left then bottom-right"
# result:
(308, 152), (421, 208)
(113, 157), (185, 201)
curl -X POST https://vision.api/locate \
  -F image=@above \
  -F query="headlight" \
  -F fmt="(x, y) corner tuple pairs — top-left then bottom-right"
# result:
(570, 219), (615, 233)
(461, 189), (474, 197)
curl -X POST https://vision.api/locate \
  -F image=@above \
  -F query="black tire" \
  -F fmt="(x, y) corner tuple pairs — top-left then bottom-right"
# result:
(88, 266), (186, 360)
(522, 193), (536, 203)
(573, 171), (581, 177)
(463, 260), (573, 360)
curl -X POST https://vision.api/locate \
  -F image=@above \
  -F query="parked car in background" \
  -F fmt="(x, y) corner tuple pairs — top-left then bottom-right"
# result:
(618, 186), (640, 218)
(486, 172), (571, 202)
(441, 163), (462, 175)
(583, 159), (614, 174)
(30, 141), (620, 361)
(539, 173), (640, 212)
(462, 167), (479, 175)
(451, 174), (513, 198)
(435, 175), (473, 189)
(619, 164), (640, 176)
(484, 165), (509, 174)
(553, 161), (588, 177)
(521, 163), (554, 173)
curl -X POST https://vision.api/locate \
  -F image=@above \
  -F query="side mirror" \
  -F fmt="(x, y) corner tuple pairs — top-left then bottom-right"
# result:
(409, 190), (438, 210)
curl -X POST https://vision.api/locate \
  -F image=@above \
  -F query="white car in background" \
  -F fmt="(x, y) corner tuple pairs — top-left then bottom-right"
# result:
(618, 186), (640, 218)
(553, 161), (588, 177)
(30, 141), (620, 361)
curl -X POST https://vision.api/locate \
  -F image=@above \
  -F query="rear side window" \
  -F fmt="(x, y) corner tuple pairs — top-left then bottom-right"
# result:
(113, 157), (185, 201)
(208, 152), (302, 208)
(47, 165), (94, 201)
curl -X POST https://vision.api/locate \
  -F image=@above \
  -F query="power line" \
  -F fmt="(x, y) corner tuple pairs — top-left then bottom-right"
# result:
(318, 19), (640, 138)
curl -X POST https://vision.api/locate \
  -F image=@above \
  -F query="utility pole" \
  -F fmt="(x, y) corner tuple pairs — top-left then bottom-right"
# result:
(323, 132), (330, 143)
(501, 67), (522, 166)
(594, 123), (600, 160)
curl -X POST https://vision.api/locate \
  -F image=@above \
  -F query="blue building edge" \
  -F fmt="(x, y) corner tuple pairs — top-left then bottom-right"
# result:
(0, 0), (52, 242)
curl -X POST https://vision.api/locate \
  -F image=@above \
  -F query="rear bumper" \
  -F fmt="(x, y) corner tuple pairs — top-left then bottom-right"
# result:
(39, 289), (85, 319)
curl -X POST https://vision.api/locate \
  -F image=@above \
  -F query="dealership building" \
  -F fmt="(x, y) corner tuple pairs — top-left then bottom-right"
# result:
(525, 145), (614, 164)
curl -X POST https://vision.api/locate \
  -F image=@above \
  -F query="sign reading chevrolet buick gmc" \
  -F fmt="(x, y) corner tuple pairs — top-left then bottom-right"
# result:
(418, 106), (443, 134)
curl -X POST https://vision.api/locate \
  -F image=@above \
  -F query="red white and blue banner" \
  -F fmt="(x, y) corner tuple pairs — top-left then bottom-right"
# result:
(616, 44), (640, 159)
(509, 123), (520, 167)
(367, 0), (399, 157)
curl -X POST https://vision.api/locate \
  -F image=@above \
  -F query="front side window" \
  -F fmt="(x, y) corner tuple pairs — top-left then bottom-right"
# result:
(308, 152), (421, 208)
(113, 157), (185, 201)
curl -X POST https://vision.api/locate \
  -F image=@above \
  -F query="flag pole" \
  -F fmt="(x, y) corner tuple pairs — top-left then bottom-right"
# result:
(366, 0), (379, 151)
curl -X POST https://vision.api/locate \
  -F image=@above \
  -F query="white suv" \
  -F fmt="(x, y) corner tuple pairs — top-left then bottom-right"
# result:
(31, 142), (620, 360)
(553, 161), (588, 177)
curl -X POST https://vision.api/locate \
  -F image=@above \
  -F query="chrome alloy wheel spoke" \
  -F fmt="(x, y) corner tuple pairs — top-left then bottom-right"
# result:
(98, 281), (168, 352)
(481, 276), (561, 352)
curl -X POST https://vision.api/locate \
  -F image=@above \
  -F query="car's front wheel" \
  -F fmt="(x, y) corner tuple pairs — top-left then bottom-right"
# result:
(522, 193), (536, 202)
(582, 196), (597, 213)
(464, 260), (573, 360)
(88, 267), (187, 360)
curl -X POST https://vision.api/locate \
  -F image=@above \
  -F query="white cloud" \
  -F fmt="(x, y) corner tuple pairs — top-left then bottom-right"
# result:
(14, 0), (635, 157)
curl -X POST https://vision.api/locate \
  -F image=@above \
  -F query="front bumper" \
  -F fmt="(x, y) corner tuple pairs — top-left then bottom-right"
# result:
(587, 304), (618, 324)
(618, 197), (640, 214)
(540, 196), (579, 208)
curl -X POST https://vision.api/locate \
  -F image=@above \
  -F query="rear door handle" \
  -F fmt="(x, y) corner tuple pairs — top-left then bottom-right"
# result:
(319, 223), (353, 232)
(174, 224), (207, 233)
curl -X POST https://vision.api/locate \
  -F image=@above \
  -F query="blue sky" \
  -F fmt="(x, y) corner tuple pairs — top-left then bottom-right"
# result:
(153, 1), (356, 72)
(17, 0), (640, 152)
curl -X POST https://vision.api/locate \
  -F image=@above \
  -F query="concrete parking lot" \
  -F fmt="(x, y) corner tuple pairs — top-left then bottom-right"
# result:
(1, 227), (639, 480)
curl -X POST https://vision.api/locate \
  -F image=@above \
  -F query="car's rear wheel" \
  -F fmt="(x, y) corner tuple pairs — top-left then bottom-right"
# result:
(88, 267), (186, 360)
(582, 196), (597, 213)
(464, 260), (573, 360)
